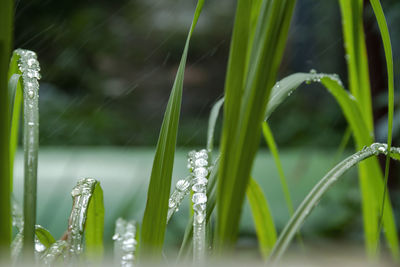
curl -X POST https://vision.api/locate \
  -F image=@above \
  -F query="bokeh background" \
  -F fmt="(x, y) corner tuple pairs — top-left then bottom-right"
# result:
(11, 0), (400, 258)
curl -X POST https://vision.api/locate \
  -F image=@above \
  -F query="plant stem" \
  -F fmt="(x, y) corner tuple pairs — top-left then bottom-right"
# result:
(15, 49), (41, 259)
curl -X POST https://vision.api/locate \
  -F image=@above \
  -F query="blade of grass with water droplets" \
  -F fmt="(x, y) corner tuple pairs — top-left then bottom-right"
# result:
(246, 177), (276, 259)
(139, 0), (204, 259)
(0, 0), (13, 253)
(12, 49), (42, 259)
(368, 0), (396, 257)
(263, 72), (398, 257)
(268, 143), (400, 264)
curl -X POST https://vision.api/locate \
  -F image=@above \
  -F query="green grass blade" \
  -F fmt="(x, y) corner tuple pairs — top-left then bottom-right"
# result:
(263, 72), (399, 257)
(246, 177), (277, 259)
(217, 0), (296, 250)
(85, 182), (104, 261)
(261, 122), (294, 216)
(368, 0), (395, 254)
(269, 143), (400, 264)
(322, 78), (399, 259)
(0, 0), (13, 254)
(35, 225), (56, 249)
(207, 98), (224, 152)
(139, 0), (204, 259)
(338, 0), (373, 131)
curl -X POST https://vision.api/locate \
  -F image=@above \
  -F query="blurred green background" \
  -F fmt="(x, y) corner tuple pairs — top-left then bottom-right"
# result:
(11, 0), (400, 256)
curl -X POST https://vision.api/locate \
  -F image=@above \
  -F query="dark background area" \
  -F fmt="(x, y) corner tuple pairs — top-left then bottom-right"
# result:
(13, 0), (400, 148)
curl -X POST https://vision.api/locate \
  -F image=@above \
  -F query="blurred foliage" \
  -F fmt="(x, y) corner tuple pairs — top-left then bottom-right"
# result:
(13, 0), (400, 147)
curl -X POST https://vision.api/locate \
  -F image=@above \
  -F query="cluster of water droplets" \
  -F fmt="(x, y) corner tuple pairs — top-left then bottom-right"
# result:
(67, 178), (97, 257)
(41, 240), (68, 266)
(188, 149), (209, 263)
(112, 218), (137, 267)
(305, 69), (344, 87)
(167, 177), (191, 222)
(10, 197), (49, 263)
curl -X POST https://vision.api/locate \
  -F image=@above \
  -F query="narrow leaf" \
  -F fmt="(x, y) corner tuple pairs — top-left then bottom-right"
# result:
(0, 0), (13, 252)
(85, 182), (105, 261)
(139, 0), (204, 259)
(261, 122), (294, 216)
(246, 177), (277, 259)
(217, 0), (297, 250)
(269, 143), (400, 264)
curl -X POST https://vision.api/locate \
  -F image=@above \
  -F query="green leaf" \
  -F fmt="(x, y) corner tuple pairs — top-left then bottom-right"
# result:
(269, 143), (400, 264)
(217, 0), (296, 250)
(35, 225), (56, 249)
(262, 71), (399, 259)
(8, 73), (23, 191)
(338, 0), (373, 131)
(368, 0), (396, 258)
(139, 0), (204, 259)
(261, 122), (294, 216)
(0, 0), (13, 252)
(85, 182), (104, 261)
(246, 177), (277, 259)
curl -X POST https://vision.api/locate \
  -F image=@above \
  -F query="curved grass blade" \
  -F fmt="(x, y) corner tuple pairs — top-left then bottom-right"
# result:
(368, 0), (395, 251)
(67, 178), (100, 260)
(139, 0), (205, 259)
(217, 0), (297, 250)
(264, 72), (399, 257)
(207, 98), (224, 152)
(0, 0), (13, 252)
(246, 177), (277, 259)
(268, 143), (400, 264)
(85, 182), (104, 261)
(261, 122), (294, 216)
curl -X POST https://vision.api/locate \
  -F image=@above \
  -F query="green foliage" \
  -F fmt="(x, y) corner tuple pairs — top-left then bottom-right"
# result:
(0, 0), (13, 253)
(246, 177), (277, 259)
(338, 0), (398, 258)
(85, 182), (105, 261)
(261, 122), (294, 216)
(217, 0), (296, 250)
(139, 0), (204, 259)
(269, 143), (400, 264)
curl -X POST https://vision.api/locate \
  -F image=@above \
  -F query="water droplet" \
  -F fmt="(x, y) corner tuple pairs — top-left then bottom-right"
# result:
(194, 167), (208, 177)
(192, 184), (206, 193)
(176, 179), (190, 191)
(168, 199), (176, 208)
(27, 90), (35, 99)
(195, 158), (208, 167)
(192, 193), (207, 204)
